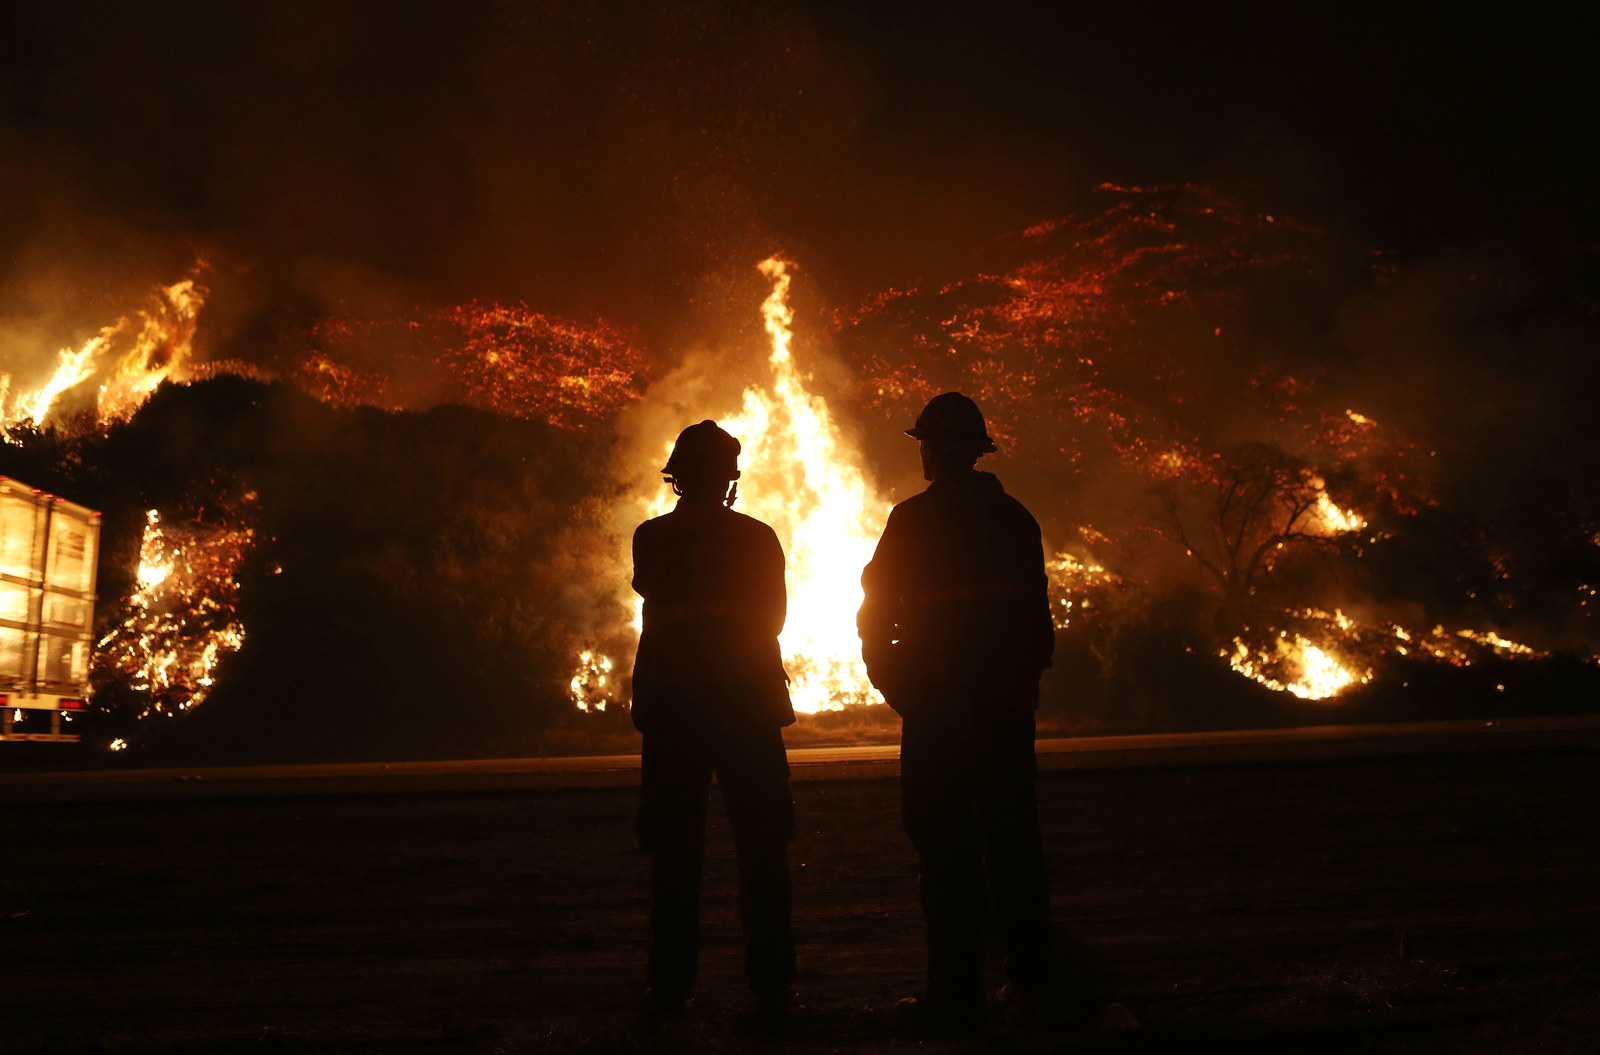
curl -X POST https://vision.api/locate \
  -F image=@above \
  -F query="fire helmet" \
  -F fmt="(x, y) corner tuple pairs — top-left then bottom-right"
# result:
(905, 392), (997, 454)
(661, 419), (742, 481)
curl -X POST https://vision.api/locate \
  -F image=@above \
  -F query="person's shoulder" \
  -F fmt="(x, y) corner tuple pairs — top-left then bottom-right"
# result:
(881, 487), (944, 536)
(889, 488), (933, 518)
(974, 474), (1041, 532)
(994, 488), (1041, 525)
(633, 509), (676, 540)
(727, 508), (783, 543)
(894, 487), (931, 509)
(992, 485), (1037, 517)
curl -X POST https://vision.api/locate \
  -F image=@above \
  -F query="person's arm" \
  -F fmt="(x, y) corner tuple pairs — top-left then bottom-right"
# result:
(1028, 519), (1055, 673)
(757, 525), (787, 641)
(631, 524), (652, 601)
(629, 522), (660, 733)
(858, 507), (909, 699)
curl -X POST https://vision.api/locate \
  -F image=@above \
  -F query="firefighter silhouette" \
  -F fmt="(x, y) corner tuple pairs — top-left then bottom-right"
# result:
(858, 392), (1056, 1031)
(630, 420), (796, 1026)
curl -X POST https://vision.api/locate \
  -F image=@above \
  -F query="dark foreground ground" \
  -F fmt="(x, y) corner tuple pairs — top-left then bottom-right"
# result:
(4, 749), (1599, 1054)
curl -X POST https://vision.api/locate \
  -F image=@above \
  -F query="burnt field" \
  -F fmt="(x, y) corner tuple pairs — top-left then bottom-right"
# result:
(4, 748), (1599, 1054)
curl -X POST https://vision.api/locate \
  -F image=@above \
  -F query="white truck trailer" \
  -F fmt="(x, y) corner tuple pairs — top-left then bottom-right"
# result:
(0, 477), (100, 743)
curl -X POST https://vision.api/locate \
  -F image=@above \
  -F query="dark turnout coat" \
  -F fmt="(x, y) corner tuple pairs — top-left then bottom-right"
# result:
(631, 497), (794, 731)
(857, 470), (1054, 712)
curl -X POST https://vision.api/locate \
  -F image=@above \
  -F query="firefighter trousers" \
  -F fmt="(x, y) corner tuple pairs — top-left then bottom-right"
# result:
(637, 715), (796, 1001)
(900, 704), (1052, 1008)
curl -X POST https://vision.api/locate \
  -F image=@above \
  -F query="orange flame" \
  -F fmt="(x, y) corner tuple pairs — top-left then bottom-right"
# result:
(96, 278), (206, 425)
(1, 275), (207, 438)
(95, 507), (250, 718)
(1307, 475), (1366, 535)
(1225, 631), (1373, 700)
(1224, 607), (1553, 701)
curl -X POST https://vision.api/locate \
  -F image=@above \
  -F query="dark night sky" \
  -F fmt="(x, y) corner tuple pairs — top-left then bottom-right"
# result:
(0, 0), (1594, 353)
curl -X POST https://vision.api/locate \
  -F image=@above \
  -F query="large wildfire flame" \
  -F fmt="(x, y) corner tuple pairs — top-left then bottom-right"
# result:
(574, 258), (888, 714)
(1, 276), (206, 439)
(571, 256), (1558, 714)
(4, 231), (1578, 733)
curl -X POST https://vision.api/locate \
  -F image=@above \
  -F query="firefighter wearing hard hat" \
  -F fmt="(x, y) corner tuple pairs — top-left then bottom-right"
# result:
(857, 392), (1056, 1032)
(631, 419), (797, 1027)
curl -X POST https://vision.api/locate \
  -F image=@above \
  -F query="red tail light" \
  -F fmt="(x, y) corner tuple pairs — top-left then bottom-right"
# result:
(58, 698), (86, 710)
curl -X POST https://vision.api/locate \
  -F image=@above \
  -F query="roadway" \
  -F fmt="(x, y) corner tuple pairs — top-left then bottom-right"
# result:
(2, 715), (1597, 802)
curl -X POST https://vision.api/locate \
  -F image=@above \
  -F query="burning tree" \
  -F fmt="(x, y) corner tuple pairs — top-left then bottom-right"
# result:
(1148, 443), (1364, 599)
(835, 184), (1317, 469)
(833, 185), (1387, 569)
(92, 508), (252, 726)
(831, 185), (1468, 710)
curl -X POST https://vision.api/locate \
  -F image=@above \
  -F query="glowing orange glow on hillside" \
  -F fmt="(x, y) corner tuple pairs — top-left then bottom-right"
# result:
(295, 305), (646, 428)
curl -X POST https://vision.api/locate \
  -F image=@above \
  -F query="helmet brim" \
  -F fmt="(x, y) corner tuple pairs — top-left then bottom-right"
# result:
(905, 426), (997, 454)
(661, 463), (740, 479)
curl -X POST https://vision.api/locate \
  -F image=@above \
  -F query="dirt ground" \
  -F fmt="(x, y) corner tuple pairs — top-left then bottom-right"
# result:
(4, 748), (1599, 1054)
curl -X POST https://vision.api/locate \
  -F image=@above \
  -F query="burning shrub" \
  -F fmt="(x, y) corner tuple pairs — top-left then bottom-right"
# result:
(832, 187), (1600, 724)
(91, 508), (252, 726)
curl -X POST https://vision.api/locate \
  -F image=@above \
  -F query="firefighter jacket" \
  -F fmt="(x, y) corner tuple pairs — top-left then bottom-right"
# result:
(631, 496), (794, 732)
(857, 470), (1054, 712)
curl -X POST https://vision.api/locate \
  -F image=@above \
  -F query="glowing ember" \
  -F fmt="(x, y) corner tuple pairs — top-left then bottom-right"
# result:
(1047, 553), (1120, 630)
(580, 258), (889, 714)
(94, 508), (252, 718)
(1, 275), (207, 439)
(1456, 628), (1543, 658)
(294, 304), (646, 428)
(446, 303), (645, 428)
(296, 354), (391, 408)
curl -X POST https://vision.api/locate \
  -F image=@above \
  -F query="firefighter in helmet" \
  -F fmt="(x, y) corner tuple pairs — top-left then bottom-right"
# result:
(631, 419), (797, 1026)
(858, 392), (1056, 1032)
